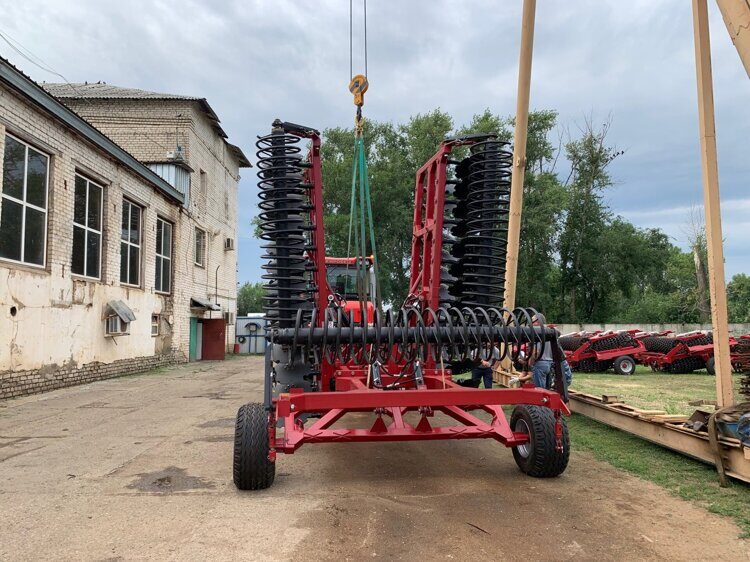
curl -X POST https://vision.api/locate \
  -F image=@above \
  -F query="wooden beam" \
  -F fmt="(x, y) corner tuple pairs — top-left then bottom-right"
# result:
(504, 0), (536, 309)
(569, 392), (750, 484)
(692, 0), (734, 408)
(715, 0), (750, 78)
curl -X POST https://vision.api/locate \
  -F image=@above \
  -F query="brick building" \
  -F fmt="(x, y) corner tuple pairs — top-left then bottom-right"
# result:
(0, 57), (250, 399)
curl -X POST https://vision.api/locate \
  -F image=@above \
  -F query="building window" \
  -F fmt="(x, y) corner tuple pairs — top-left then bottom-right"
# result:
(71, 174), (103, 279)
(0, 134), (49, 266)
(194, 227), (206, 267)
(151, 314), (160, 336)
(155, 217), (172, 294)
(120, 199), (142, 286)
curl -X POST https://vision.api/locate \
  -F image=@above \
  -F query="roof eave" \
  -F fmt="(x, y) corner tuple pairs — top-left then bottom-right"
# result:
(0, 62), (184, 205)
(227, 143), (252, 168)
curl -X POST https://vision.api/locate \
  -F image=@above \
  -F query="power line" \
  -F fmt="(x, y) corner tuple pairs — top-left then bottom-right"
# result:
(0, 27), (173, 154)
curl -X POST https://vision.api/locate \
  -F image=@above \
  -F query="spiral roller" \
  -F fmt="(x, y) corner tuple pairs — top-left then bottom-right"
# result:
(459, 139), (512, 308)
(256, 120), (314, 330)
(271, 305), (554, 369)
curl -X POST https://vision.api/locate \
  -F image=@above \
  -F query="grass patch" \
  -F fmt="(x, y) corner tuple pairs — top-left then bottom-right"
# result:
(569, 414), (750, 537)
(571, 368), (744, 416)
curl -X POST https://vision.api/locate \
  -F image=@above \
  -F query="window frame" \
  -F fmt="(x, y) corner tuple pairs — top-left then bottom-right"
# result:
(120, 198), (142, 287)
(151, 314), (160, 337)
(71, 173), (104, 281)
(155, 216), (173, 294)
(0, 133), (50, 268)
(194, 226), (206, 268)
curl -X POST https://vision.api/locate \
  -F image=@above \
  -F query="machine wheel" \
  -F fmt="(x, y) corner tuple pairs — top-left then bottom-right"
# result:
(613, 355), (636, 376)
(233, 402), (275, 490)
(706, 356), (716, 376)
(511, 405), (569, 478)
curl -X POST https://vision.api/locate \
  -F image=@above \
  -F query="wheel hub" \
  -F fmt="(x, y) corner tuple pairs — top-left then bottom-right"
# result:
(514, 419), (532, 459)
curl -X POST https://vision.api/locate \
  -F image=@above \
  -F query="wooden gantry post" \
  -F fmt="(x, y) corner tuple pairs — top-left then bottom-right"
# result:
(715, 0), (750, 78)
(691, 0), (734, 408)
(504, 0), (536, 310)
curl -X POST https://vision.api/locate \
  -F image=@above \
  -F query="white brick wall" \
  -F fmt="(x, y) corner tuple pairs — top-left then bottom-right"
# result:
(0, 82), (242, 385)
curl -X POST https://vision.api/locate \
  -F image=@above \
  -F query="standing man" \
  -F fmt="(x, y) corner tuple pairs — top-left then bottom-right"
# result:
(529, 313), (553, 388)
(528, 313), (573, 389)
(471, 345), (500, 389)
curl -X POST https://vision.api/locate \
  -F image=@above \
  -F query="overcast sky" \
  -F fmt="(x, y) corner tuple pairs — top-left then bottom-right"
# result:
(3, 0), (749, 284)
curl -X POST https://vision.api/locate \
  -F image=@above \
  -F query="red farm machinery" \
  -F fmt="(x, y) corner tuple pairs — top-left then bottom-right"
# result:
(233, 120), (571, 490)
(634, 332), (750, 376)
(559, 330), (645, 375)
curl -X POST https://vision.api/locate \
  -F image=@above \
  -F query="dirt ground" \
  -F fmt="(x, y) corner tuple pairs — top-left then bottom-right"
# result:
(0, 356), (747, 561)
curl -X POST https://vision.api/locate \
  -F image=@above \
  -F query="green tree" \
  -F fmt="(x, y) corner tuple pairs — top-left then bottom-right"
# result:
(237, 282), (265, 315)
(728, 273), (750, 322)
(320, 110), (453, 305)
(559, 118), (623, 321)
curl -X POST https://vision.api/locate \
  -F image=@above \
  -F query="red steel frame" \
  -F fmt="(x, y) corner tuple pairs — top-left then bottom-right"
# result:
(269, 131), (569, 457)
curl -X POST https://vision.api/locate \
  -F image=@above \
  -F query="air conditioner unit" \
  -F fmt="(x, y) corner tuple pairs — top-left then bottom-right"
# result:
(224, 237), (235, 251)
(224, 311), (236, 325)
(105, 315), (130, 336)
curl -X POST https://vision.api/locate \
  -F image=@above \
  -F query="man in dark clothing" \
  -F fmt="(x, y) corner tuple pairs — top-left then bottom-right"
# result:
(471, 345), (500, 389)
(528, 313), (573, 389)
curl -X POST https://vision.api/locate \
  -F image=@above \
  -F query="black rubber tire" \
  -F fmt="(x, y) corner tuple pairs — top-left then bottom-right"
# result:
(706, 356), (716, 376)
(613, 355), (636, 376)
(511, 405), (569, 478)
(233, 402), (275, 490)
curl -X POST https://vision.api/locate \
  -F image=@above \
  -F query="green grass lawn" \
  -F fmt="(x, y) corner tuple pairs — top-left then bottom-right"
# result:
(570, 366), (745, 416)
(569, 367), (749, 536)
(569, 414), (750, 537)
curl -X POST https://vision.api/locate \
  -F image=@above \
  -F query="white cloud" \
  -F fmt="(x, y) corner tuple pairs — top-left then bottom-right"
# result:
(2, 0), (748, 282)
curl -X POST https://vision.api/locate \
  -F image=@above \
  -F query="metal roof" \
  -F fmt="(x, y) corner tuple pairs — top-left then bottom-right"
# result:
(43, 82), (202, 101)
(105, 300), (136, 323)
(42, 82), (251, 168)
(190, 297), (221, 311)
(0, 57), (185, 204)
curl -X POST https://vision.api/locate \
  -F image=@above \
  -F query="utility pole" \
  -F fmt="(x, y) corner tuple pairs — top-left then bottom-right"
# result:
(692, 0), (734, 408)
(504, 0), (536, 309)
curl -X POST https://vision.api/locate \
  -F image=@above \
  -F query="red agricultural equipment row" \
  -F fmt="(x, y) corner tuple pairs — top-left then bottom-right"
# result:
(561, 329), (750, 376)
(636, 331), (715, 374)
(559, 331), (644, 375)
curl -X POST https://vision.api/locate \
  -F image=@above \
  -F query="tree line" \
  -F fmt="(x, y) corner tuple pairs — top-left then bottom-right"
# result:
(240, 108), (750, 324)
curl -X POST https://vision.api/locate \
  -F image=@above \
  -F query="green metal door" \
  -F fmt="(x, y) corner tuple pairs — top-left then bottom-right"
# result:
(189, 317), (198, 361)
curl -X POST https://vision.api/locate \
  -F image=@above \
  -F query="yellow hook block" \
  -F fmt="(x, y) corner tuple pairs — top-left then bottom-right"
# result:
(349, 74), (369, 107)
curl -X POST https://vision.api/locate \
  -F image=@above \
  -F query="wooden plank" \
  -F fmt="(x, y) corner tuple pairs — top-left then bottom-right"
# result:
(569, 392), (750, 484)
(650, 415), (691, 424)
(691, 0), (734, 408)
(602, 394), (620, 404)
(503, 0), (536, 308)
